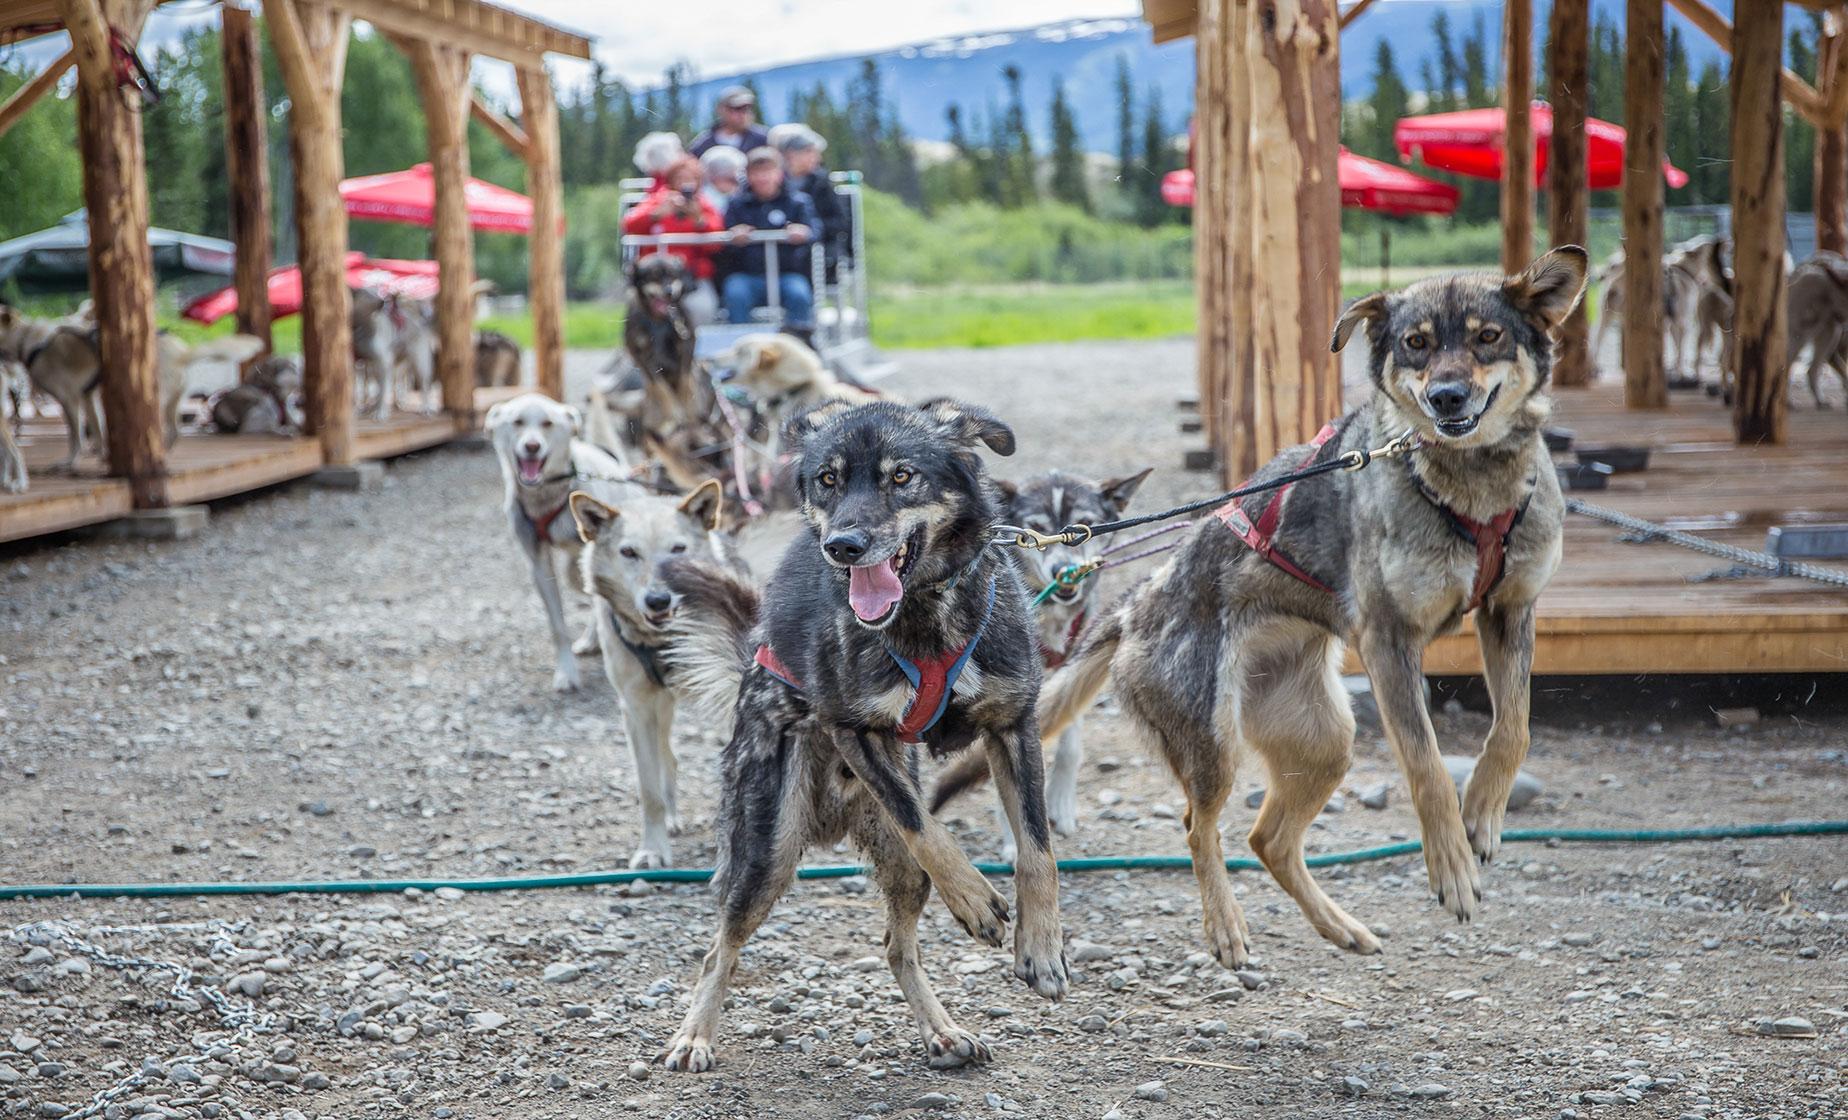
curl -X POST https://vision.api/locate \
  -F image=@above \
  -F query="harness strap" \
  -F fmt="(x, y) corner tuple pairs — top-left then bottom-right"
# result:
(616, 627), (669, 688)
(1403, 460), (1533, 613)
(1215, 424), (1338, 594)
(526, 498), (572, 543)
(754, 576), (999, 744)
(1041, 609), (1087, 670)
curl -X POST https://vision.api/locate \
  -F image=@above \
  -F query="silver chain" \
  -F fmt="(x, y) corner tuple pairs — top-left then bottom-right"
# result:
(6, 920), (276, 1120)
(1565, 497), (1848, 587)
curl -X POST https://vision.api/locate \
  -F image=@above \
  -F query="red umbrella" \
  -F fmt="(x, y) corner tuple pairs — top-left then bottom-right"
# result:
(1394, 103), (1689, 190)
(339, 163), (535, 234)
(1161, 149), (1460, 215)
(182, 252), (440, 324)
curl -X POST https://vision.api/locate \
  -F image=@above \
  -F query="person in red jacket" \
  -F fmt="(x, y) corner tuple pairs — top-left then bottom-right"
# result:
(622, 155), (723, 323)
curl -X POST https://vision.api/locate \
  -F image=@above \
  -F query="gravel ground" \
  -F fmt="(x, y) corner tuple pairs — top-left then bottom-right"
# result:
(3, 339), (1846, 1120)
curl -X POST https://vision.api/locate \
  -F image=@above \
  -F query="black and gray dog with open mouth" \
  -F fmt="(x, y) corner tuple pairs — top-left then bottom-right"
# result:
(656, 397), (1069, 1073)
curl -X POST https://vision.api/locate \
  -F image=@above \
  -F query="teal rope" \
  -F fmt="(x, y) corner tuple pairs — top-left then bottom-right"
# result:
(0, 821), (1841, 901)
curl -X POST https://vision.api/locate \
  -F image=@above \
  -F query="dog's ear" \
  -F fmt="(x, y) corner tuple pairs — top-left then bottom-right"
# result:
(922, 399), (1015, 456)
(484, 400), (511, 434)
(753, 337), (783, 371)
(569, 492), (620, 543)
(993, 478), (1018, 502)
(564, 404), (583, 435)
(782, 398), (856, 451)
(1503, 245), (1590, 332)
(677, 478), (724, 531)
(1098, 466), (1154, 515)
(1331, 292), (1390, 352)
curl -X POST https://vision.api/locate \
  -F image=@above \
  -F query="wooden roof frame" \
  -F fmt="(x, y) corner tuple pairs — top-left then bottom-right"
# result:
(1143, 0), (1848, 44)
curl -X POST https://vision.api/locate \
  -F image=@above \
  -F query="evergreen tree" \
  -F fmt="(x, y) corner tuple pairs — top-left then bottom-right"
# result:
(1048, 80), (1090, 211)
(1460, 15), (1490, 107)
(1136, 84), (1171, 225)
(0, 63), (82, 242)
(1432, 12), (1459, 110)
(999, 64), (1036, 206)
(1114, 54), (1135, 195)
(1365, 40), (1409, 162)
(1663, 25), (1696, 204)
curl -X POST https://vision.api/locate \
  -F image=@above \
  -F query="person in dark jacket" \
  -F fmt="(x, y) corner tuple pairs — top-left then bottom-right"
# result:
(721, 147), (821, 336)
(770, 123), (849, 283)
(689, 86), (769, 157)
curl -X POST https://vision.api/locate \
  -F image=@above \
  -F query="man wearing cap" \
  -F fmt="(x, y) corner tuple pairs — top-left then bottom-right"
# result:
(721, 147), (821, 342)
(690, 86), (770, 157)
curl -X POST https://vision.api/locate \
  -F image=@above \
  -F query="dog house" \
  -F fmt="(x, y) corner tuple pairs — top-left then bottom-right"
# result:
(1144, 0), (1848, 674)
(0, 0), (589, 539)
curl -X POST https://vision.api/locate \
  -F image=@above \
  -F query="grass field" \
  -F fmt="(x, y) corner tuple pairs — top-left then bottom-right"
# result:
(131, 270), (1488, 354)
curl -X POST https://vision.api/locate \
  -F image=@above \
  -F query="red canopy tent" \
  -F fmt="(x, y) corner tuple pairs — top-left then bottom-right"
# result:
(183, 252), (440, 324)
(339, 163), (536, 234)
(1161, 148), (1461, 215)
(1394, 103), (1689, 190)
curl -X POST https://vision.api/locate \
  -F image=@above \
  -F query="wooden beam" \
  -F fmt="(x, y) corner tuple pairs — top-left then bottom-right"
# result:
(221, 4), (273, 355)
(1816, 13), (1848, 255)
(1664, 0), (1826, 125)
(1730, 0), (1788, 444)
(56, 0), (166, 508)
(405, 40), (476, 420)
(1193, 0), (1224, 454)
(267, 0), (355, 464)
(1223, 0), (1256, 480)
(1245, 0), (1341, 465)
(323, 0), (584, 70)
(471, 90), (528, 158)
(518, 65), (564, 400)
(1547, 0), (1592, 386)
(1337, 0), (1375, 30)
(1621, 0), (1666, 409)
(1500, 0), (1533, 272)
(0, 49), (72, 140)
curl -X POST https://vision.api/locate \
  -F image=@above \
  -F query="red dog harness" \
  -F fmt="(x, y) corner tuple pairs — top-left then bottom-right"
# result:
(1039, 610), (1087, 669)
(755, 577), (998, 744)
(527, 499), (572, 543)
(1216, 423), (1529, 614)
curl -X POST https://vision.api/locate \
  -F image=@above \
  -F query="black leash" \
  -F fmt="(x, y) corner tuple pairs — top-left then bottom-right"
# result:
(991, 428), (1422, 551)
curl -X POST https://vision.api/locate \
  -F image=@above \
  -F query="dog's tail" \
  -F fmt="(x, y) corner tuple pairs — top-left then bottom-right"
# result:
(185, 334), (267, 370)
(928, 606), (1125, 814)
(660, 557), (760, 717)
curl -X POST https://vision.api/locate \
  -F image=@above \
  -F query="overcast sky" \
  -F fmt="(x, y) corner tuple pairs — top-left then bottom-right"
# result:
(492, 0), (1142, 86)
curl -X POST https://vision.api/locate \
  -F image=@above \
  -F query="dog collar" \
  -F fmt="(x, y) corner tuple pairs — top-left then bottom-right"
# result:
(615, 625), (669, 688)
(753, 575), (999, 744)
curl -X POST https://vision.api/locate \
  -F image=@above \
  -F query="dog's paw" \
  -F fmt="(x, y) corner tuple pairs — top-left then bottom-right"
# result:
(552, 664), (582, 693)
(925, 1026), (991, 1070)
(662, 1033), (717, 1073)
(1013, 939), (1069, 1001)
(937, 874), (1009, 948)
(1047, 789), (1080, 839)
(664, 808), (686, 837)
(1201, 898), (1252, 970)
(1460, 794), (1507, 867)
(629, 844), (672, 871)
(572, 632), (600, 656)
(1424, 826), (1482, 923)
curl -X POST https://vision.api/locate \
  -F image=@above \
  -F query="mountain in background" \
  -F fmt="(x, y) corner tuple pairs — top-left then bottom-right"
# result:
(660, 2), (1737, 154)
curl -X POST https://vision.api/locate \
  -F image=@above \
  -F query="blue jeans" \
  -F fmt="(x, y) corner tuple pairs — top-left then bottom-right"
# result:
(722, 272), (814, 330)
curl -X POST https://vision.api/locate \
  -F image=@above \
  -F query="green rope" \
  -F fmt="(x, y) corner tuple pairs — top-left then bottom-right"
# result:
(1, 821), (1841, 901)
(1031, 561), (1094, 607)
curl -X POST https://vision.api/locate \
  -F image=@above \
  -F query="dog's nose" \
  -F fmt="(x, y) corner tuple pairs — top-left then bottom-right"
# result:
(521, 440), (542, 454)
(824, 529), (871, 564)
(1425, 381), (1472, 418)
(644, 590), (673, 613)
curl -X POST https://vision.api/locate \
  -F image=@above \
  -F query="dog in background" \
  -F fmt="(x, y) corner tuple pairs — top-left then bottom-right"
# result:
(1787, 251), (1848, 408)
(475, 330), (522, 388)
(656, 399), (1069, 1074)
(943, 249), (1589, 972)
(568, 478), (735, 868)
(486, 392), (635, 693)
(0, 374), (23, 493)
(933, 467), (1151, 861)
(352, 290), (437, 419)
(210, 355), (301, 435)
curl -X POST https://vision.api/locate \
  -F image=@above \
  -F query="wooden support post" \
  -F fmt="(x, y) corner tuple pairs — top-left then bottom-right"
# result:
(57, 0), (166, 508)
(1244, 0), (1341, 464)
(405, 40), (476, 420)
(1814, 13), (1848, 256)
(1730, 0), (1787, 443)
(1193, 0), (1226, 453)
(0, 50), (74, 140)
(1500, 0), (1533, 272)
(221, 4), (273, 355)
(266, 0), (354, 464)
(1621, 0), (1667, 409)
(518, 66), (565, 401)
(1547, 0), (1592, 386)
(1223, 0), (1254, 480)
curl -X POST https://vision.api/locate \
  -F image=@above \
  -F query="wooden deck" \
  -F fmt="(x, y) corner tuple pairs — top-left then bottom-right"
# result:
(1410, 384), (1848, 675)
(0, 389), (519, 545)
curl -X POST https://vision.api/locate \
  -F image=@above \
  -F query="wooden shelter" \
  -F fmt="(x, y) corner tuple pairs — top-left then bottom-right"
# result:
(1144, 0), (1848, 674)
(0, 0), (587, 539)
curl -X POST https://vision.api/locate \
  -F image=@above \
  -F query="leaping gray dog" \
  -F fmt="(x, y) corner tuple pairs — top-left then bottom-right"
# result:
(487, 393), (634, 693)
(939, 247), (1588, 969)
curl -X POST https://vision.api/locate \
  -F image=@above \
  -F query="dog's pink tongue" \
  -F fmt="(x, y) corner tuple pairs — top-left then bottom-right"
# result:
(847, 561), (904, 621)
